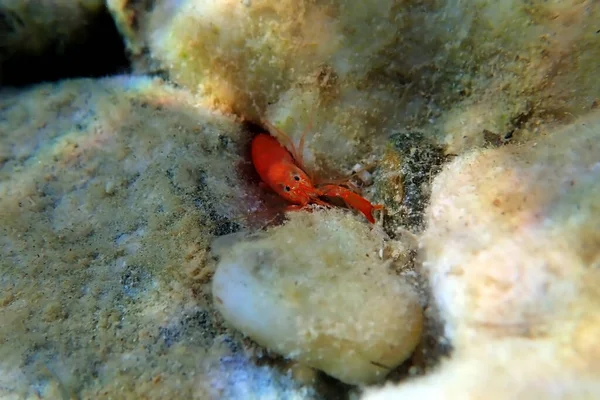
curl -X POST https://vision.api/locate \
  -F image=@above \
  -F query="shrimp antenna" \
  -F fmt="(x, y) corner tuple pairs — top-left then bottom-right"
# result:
(296, 101), (315, 176)
(260, 117), (299, 159)
(289, 99), (318, 182)
(260, 98), (318, 180)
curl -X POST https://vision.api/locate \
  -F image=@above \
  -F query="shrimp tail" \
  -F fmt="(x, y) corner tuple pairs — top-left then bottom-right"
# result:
(317, 184), (384, 223)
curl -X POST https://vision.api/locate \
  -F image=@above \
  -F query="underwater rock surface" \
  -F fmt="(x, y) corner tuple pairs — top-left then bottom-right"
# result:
(212, 210), (423, 385)
(0, 76), (318, 399)
(2, 0), (600, 398)
(363, 112), (600, 399)
(111, 0), (600, 168)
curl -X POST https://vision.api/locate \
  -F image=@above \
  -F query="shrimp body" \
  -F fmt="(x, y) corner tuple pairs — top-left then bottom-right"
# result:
(251, 131), (384, 223)
(251, 133), (321, 206)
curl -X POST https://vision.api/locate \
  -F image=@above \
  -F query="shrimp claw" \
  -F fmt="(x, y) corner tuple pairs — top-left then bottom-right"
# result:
(318, 184), (384, 223)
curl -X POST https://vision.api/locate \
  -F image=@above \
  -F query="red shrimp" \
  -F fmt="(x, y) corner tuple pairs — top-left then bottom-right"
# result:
(250, 120), (384, 223)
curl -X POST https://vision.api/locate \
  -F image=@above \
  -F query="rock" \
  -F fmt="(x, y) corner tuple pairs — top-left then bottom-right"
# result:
(112, 0), (600, 168)
(362, 112), (600, 399)
(212, 209), (423, 385)
(363, 337), (600, 400)
(5, 0), (600, 397)
(424, 112), (600, 344)
(0, 76), (313, 399)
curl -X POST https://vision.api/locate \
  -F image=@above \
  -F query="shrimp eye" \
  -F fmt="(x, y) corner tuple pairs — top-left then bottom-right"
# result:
(293, 175), (300, 181)
(285, 185), (291, 192)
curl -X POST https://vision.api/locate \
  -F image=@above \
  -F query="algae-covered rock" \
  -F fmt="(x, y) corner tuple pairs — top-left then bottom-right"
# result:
(144, 0), (411, 175)
(4, 0), (600, 397)
(106, 0), (150, 55)
(111, 0), (600, 172)
(435, 0), (600, 153)
(424, 113), (600, 344)
(364, 337), (600, 400)
(0, 76), (316, 399)
(363, 112), (600, 399)
(212, 209), (423, 385)
(106, 0), (163, 74)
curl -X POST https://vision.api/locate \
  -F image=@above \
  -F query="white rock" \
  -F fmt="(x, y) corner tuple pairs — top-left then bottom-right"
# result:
(212, 209), (423, 385)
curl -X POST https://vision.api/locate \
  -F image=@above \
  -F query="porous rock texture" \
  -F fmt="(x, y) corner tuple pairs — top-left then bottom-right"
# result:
(109, 0), (600, 172)
(0, 76), (316, 399)
(2, 0), (600, 398)
(363, 112), (600, 399)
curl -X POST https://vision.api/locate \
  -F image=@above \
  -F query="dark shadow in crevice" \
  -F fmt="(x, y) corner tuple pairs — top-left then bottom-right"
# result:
(0, 6), (129, 88)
